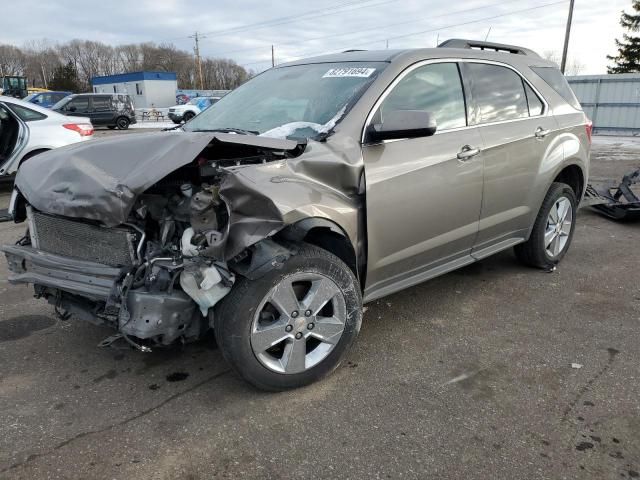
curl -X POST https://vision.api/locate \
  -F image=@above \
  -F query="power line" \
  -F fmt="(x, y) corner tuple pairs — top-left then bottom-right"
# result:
(157, 0), (380, 43)
(241, 0), (569, 68)
(210, 0), (532, 59)
(199, 0), (392, 38)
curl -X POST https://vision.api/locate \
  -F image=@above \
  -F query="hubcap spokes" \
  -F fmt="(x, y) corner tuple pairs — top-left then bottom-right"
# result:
(545, 197), (573, 258)
(251, 273), (347, 374)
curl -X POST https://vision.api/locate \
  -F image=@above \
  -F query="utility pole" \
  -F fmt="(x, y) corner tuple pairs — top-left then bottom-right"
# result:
(271, 45), (275, 67)
(41, 64), (48, 89)
(560, 0), (575, 74)
(484, 26), (492, 41)
(190, 31), (205, 89)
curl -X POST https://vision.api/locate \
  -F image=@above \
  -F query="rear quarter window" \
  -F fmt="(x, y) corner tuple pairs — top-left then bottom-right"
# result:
(531, 66), (581, 110)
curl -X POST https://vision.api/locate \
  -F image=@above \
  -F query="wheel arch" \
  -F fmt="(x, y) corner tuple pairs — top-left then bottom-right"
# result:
(19, 148), (50, 166)
(552, 163), (585, 202)
(279, 217), (360, 281)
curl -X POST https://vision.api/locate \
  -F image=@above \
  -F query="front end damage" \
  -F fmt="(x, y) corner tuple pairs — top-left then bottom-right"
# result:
(3, 132), (361, 350)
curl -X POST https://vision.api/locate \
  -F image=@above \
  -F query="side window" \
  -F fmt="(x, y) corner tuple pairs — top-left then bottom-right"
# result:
(68, 97), (89, 111)
(135, 83), (142, 95)
(467, 63), (529, 123)
(9, 104), (47, 122)
(92, 97), (111, 111)
(523, 82), (544, 116)
(378, 62), (467, 130)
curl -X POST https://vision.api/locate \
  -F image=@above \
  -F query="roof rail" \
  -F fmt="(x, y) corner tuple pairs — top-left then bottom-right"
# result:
(437, 39), (540, 58)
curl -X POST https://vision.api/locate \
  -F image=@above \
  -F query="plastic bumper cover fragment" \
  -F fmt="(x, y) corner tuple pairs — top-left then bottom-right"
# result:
(1, 244), (122, 300)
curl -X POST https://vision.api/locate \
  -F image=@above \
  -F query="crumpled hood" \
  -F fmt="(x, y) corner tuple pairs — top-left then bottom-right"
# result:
(15, 131), (302, 227)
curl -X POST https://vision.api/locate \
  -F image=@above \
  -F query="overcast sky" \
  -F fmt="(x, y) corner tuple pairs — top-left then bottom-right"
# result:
(2, 0), (630, 74)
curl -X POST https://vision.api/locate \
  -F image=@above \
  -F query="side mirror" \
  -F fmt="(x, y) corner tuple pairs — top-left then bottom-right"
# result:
(68, 106), (77, 112)
(367, 110), (437, 142)
(32, 98), (40, 104)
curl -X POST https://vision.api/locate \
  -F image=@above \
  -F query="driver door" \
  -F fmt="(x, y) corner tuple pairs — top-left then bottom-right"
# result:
(362, 62), (484, 300)
(64, 96), (90, 119)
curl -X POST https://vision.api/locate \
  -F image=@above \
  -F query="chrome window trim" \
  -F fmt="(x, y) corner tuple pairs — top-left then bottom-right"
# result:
(361, 57), (550, 145)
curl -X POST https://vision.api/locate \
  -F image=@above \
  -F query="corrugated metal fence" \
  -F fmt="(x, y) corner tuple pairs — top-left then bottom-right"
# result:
(567, 74), (640, 136)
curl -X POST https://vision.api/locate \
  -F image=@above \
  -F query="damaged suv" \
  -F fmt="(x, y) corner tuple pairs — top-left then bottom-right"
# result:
(3, 40), (590, 390)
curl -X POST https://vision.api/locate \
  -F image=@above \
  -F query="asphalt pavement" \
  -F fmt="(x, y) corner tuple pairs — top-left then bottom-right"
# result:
(0, 134), (639, 479)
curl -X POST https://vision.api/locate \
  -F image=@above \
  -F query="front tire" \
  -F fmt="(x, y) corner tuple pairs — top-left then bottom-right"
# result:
(182, 111), (195, 122)
(214, 243), (362, 391)
(515, 182), (577, 269)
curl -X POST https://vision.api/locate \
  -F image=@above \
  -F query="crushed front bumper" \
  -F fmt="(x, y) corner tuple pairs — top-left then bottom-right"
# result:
(2, 244), (122, 300)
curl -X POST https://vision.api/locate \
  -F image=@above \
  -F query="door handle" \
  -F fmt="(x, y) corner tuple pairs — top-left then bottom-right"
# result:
(457, 145), (481, 161)
(535, 127), (551, 139)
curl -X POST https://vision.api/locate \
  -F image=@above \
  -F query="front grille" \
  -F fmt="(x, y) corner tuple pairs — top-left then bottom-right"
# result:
(169, 108), (176, 113)
(30, 211), (137, 267)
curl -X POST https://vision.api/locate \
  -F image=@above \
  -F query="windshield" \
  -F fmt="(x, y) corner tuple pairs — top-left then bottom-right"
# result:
(187, 98), (201, 105)
(184, 62), (387, 139)
(24, 94), (37, 102)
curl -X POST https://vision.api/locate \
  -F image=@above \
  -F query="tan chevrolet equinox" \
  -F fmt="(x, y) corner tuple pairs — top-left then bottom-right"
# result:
(3, 39), (591, 390)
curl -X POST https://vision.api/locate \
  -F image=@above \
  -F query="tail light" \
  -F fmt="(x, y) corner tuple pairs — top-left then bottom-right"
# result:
(63, 123), (94, 137)
(585, 118), (593, 145)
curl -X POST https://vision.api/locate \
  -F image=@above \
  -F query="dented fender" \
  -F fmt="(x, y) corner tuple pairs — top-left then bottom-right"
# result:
(218, 158), (360, 260)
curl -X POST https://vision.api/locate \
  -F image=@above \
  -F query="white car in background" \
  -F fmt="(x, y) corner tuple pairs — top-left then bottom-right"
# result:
(167, 96), (221, 124)
(0, 96), (93, 177)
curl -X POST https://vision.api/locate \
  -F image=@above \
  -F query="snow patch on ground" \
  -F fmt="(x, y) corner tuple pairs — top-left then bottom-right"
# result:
(592, 135), (640, 150)
(130, 121), (176, 129)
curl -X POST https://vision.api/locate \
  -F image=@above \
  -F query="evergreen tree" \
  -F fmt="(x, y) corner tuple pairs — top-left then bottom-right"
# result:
(48, 61), (82, 92)
(608, 1), (640, 73)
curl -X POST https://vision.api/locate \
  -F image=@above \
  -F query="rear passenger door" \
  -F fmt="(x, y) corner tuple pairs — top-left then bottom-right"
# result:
(90, 96), (114, 125)
(462, 61), (558, 257)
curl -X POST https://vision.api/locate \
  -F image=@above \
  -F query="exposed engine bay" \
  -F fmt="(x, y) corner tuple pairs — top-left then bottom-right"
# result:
(4, 132), (346, 351)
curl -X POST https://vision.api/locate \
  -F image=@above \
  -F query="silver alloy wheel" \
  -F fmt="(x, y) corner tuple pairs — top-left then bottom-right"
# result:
(545, 196), (573, 258)
(250, 272), (347, 374)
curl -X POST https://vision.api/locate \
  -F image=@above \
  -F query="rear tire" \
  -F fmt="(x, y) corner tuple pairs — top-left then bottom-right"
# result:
(515, 182), (577, 269)
(116, 117), (130, 130)
(214, 243), (362, 391)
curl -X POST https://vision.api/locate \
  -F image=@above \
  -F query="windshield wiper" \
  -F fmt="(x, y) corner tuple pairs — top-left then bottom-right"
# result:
(190, 127), (259, 135)
(162, 124), (184, 131)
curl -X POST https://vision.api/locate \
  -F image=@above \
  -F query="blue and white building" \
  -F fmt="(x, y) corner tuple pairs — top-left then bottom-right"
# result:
(91, 71), (178, 108)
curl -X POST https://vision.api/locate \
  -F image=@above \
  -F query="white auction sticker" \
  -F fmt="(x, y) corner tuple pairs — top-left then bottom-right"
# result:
(323, 67), (376, 78)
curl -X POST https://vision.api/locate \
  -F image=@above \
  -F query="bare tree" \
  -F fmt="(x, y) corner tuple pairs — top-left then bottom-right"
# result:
(1, 39), (252, 91)
(22, 39), (62, 88)
(0, 44), (26, 77)
(542, 50), (585, 76)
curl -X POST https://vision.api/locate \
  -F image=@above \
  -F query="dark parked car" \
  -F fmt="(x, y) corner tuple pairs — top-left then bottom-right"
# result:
(52, 93), (136, 129)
